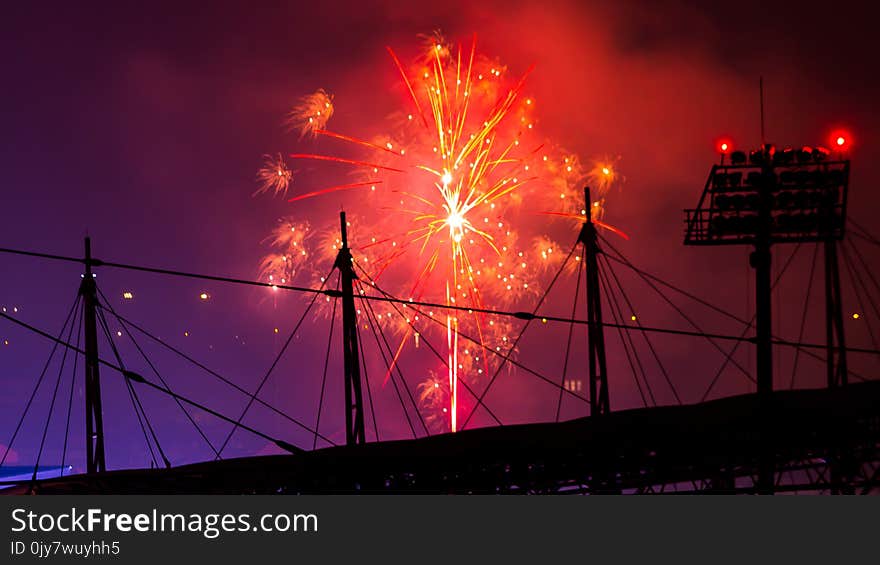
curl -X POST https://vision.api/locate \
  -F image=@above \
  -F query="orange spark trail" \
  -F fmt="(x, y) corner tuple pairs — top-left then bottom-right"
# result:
(315, 130), (401, 155)
(288, 181), (382, 203)
(387, 46), (429, 129)
(289, 153), (406, 173)
(538, 212), (631, 240)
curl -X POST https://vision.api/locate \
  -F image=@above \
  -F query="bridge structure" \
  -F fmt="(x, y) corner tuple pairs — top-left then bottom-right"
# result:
(1, 149), (879, 495)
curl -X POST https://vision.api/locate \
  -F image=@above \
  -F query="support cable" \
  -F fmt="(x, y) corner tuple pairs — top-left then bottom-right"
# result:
(600, 254), (682, 404)
(96, 307), (334, 446)
(789, 244), (820, 389)
(602, 237), (876, 370)
(96, 305), (165, 468)
(354, 280), (420, 438)
(698, 242), (802, 400)
(353, 264), (503, 426)
(96, 288), (221, 459)
(217, 269), (332, 456)
(60, 301), (84, 477)
(843, 241), (880, 349)
(848, 219), (880, 247)
(355, 279), (429, 436)
(0, 245), (875, 354)
(1, 292), (79, 468)
(599, 235), (756, 385)
(462, 239), (581, 430)
(0, 310), (305, 455)
(355, 313), (381, 442)
(31, 297), (81, 483)
(597, 254), (652, 407)
(363, 272), (590, 405)
(312, 278), (339, 449)
(555, 250), (583, 422)
(846, 236), (880, 301)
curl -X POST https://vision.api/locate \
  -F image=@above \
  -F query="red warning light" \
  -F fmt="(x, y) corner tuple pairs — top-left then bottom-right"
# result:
(831, 130), (851, 151)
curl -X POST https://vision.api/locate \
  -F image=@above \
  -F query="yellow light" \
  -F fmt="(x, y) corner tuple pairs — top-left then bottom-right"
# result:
(602, 167), (611, 176)
(631, 315), (637, 321)
(199, 292), (209, 300)
(274, 327), (279, 334)
(853, 313), (860, 319)
(122, 291), (133, 300)
(184, 331), (189, 337)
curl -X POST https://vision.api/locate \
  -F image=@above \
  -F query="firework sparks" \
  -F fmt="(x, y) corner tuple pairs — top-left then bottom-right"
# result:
(255, 153), (292, 196)
(259, 219), (313, 287)
(285, 88), (334, 138)
(257, 34), (623, 435)
(587, 156), (623, 200)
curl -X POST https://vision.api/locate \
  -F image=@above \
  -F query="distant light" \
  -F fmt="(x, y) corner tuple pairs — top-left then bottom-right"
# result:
(274, 327), (279, 334)
(441, 171), (453, 185)
(541, 318), (548, 324)
(122, 291), (133, 300)
(716, 138), (733, 155)
(631, 315), (637, 321)
(831, 131), (851, 150)
(3, 340), (8, 346)
(602, 167), (611, 176)
(116, 331), (122, 337)
(853, 313), (860, 320)
(184, 331), (189, 337)
(199, 292), (209, 301)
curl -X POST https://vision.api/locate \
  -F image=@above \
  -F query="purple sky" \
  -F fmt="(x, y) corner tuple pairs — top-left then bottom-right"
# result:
(1, 0), (878, 472)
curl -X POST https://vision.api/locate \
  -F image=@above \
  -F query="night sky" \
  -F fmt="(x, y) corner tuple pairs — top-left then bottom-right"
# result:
(1, 0), (877, 472)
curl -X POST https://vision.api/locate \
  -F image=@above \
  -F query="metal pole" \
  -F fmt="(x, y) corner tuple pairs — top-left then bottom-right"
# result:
(751, 153), (774, 494)
(335, 212), (366, 446)
(824, 239), (847, 388)
(581, 187), (610, 417)
(80, 237), (106, 474)
(823, 206), (850, 493)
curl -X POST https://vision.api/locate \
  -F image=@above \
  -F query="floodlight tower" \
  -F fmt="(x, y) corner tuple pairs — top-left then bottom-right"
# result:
(684, 140), (850, 493)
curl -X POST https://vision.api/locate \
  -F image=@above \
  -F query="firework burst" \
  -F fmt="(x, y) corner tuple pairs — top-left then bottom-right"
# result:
(255, 153), (293, 196)
(257, 34), (622, 434)
(286, 88), (335, 138)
